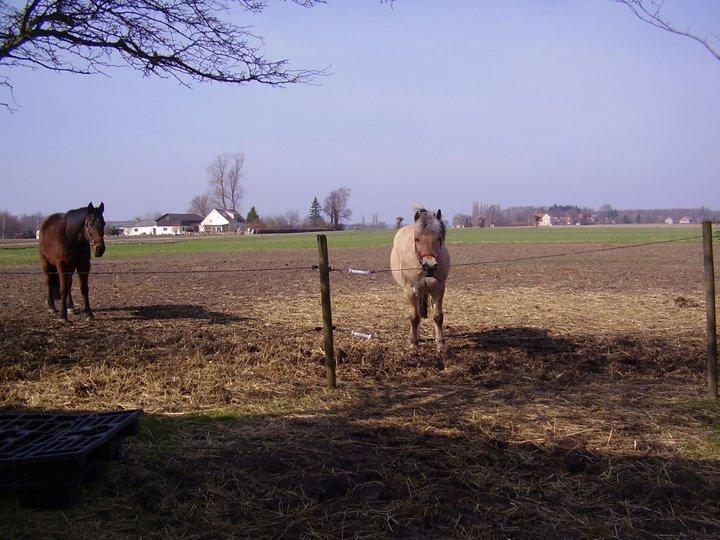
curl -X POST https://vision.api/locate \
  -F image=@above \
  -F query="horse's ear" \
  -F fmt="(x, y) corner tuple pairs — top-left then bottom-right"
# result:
(87, 202), (94, 211)
(414, 211), (421, 222)
(99, 202), (105, 214)
(436, 209), (442, 220)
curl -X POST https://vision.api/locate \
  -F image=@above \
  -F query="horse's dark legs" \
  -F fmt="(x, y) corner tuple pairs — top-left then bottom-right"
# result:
(67, 289), (78, 313)
(57, 263), (73, 322)
(77, 263), (94, 318)
(41, 259), (58, 312)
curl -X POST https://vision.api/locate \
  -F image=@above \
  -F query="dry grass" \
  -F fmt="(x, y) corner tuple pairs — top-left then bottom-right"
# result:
(1, 242), (719, 537)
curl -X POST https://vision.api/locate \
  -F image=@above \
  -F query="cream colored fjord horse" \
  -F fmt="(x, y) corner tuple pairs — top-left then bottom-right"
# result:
(390, 208), (450, 354)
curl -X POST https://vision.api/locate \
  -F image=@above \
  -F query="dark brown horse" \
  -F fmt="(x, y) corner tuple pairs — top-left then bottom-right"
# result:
(39, 202), (106, 321)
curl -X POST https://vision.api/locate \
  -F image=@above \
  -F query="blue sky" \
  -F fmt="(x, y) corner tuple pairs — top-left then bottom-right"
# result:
(1, 0), (719, 222)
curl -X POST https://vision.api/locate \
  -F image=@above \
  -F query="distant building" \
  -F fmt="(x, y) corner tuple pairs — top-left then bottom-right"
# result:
(664, 217), (674, 225)
(538, 213), (553, 227)
(155, 213), (202, 234)
(120, 213), (203, 236)
(679, 216), (692, 224)
(200, 208), (247, 233)
(106, 220), (134, 236)
(123, 220), (158, 236)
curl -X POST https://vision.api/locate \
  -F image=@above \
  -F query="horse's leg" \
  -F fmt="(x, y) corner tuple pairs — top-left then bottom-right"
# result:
(41, 258), (58, 313)
(67, 282), (78, 314)
(77, 262), (94, 319)
(431, 286), (447, 355)
(406, 290), (420, 350)
(57, 262), (73, 322)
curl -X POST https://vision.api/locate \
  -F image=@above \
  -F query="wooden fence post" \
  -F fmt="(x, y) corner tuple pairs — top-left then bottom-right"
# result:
(317, 235), (336, 389)
(703, 220), (717, 398)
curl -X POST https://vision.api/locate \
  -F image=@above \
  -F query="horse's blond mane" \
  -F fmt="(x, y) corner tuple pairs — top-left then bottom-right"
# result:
(413, 207), (446, 240)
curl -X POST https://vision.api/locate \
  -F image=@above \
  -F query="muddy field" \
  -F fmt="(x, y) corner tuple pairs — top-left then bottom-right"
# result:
(1, 241), (719, 537)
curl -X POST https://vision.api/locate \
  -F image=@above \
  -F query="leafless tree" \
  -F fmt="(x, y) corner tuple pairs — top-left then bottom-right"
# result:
(452, 213), (472, 228)
(322, 187), (352, 229)
(207, 152), (245, 211)
(471, 202), (504, 227)
(471, 202), (485, 227)
(188, 193), (212, 217)
(259, 210), (300, 229)
(0, 210), (45, 238)
(0, 0), (325, 109)
(284, 209), (301, 228)
(614, 1), (719, 63)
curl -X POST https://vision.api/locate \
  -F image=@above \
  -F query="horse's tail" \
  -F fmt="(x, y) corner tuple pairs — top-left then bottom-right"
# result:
(418, 292), (429, 319)
(44, 265), (60, 300)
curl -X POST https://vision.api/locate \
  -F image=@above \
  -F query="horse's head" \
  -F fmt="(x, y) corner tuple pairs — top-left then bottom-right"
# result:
(85, 202), (106, 257)
(413, 208), (445, 277)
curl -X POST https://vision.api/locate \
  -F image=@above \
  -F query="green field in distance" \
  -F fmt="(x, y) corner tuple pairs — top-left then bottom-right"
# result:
(0, 225), (702, 267)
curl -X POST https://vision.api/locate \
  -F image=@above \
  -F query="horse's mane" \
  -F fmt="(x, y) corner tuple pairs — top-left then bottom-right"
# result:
(414, 207), (446, 241)
(64, 207), (89, 233)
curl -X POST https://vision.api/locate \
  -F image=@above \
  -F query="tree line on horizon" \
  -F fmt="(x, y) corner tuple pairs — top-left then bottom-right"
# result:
(0, 211), (44, 239)
(1, 203), (718, 240)
(452, 203), (720, 228)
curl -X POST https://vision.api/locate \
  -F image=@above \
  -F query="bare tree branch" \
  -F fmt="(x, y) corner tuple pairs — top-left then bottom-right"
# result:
(613, 0), (720, 62)
(0, 0), (327, 105)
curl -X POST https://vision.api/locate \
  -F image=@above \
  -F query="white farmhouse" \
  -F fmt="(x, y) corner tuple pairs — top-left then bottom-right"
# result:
(123, 220), (158, 236)
(664, 217), (674, 225)
(538, 213), (553, 227)
(120, 213), (202, 236)
(679, 216), (692, 224)
(200, 208), (247, 233)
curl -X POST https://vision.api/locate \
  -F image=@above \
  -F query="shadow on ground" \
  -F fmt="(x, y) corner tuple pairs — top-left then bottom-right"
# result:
(452, 326), (578, 355)
(96, 304), (246, 323)
(332, 325), (703, 392)
(2, 383), (719, 537)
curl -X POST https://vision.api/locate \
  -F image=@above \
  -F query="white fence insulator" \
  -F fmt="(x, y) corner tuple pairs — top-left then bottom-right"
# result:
(348, 268), (374, 276)
(350, 330), (374, 340)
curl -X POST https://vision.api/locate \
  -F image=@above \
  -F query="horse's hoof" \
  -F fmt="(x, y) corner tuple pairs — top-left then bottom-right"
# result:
(47, 307), (57, 314)
(58, 317), (69, 324)
(85, 311), (95, 319)
(72, 308), (83, 315)
(436, 343), (448, 356)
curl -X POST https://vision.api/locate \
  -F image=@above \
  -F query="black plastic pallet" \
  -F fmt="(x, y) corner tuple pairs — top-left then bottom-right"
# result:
(0, 409), (141, 508)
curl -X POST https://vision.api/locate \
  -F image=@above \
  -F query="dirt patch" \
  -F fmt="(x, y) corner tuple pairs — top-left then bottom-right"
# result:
(0, 242), (718, 536)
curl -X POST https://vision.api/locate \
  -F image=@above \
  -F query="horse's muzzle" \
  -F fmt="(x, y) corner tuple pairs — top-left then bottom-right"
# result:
(94, 243), (106, 257)
(421, 259), (438, 277)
